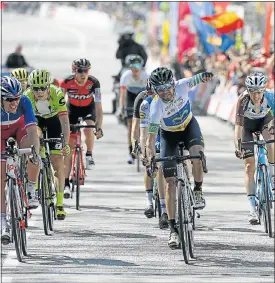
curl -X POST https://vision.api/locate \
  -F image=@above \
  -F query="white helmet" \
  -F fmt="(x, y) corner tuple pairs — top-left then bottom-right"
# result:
(245, 72), (267, 89)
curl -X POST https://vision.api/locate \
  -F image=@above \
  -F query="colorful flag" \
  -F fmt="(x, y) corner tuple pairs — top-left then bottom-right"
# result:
(201, 12), (244, 34)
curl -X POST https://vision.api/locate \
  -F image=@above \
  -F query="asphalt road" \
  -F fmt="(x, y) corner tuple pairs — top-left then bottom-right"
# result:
(1, 11), (274, 283)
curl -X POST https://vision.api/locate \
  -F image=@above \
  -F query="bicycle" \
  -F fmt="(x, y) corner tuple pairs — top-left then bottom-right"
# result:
(38, 128), (64, 235)
(151, 142), (208, 264)
(70, 118), (97, 210)
(5, 138), (38, 262)
(238, 132), (275, 238)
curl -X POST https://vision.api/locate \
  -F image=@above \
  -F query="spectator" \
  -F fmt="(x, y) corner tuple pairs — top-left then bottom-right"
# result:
(5, 44), (29, 68)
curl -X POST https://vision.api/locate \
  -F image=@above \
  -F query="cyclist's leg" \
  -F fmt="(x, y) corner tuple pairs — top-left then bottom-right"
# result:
(143, 169), (154, 218)
(126, 92), (136, 164)
(242, 122), (258, 223)
(160, 129), (179, 246)
(262, 115), (275, 190)
(18, 121), (39, 207)
(83, 102), (96, 168)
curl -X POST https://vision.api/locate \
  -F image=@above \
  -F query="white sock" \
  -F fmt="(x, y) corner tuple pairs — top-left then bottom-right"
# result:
(146, 190), (153, 207)
(247, 195), (256, 212)
(160, 199), (167, 214)
(1, 213), (7, 229)
(269, 163), (275, 189)
(27, 181), (36, 194)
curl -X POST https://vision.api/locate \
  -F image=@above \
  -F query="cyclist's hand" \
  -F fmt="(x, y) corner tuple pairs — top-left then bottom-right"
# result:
(202, 71), (214, 82)
(141, 155), (149, 167)
(235, 149), (243, 159)
(62, 144), (71, 156)
(95, 128), (103, 139)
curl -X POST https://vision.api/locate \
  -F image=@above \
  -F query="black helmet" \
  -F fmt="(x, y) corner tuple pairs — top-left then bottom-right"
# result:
(149, 67), (174, 87)
(72, 58), (91, 71)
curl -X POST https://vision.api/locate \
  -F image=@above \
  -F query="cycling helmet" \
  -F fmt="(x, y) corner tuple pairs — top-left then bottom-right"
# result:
(149, 67), (174, 87)
(10, 68), (28, 81)
(1, 76), (22, 98)
(125, 54), (144, 69)
(119, 27), (134, 37)
(245, 72), (267, 88)
(72, 58), (91, 71)
(28, 69), (51, 87)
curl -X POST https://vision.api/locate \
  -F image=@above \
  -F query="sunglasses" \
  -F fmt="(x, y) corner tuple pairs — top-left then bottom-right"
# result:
(76, 69), (89, 74)
(32, 86), (48, 92)
(3, 96), (21, 102)
(247, 87), (266, 94)
(153, 83), (173, 93)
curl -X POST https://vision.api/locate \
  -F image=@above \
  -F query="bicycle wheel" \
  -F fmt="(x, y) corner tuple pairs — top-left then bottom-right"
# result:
(9, 179), (23, 262)
(262, 165), (272, 237)
(45, 166), (55, 231)
(20, 156), (29, 228)
(177, 181), (189, 264)
(39, 169), (49, 235)
(76, 149), (81, 210)
(187, 187), (195, 259)
(137, 152), (140, 173)
(18, 185), (28, 256)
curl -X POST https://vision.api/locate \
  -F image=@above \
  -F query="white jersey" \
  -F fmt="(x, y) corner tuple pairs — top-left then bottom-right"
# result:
(149, 78), (194, 132)
(120, 69), (149, 95)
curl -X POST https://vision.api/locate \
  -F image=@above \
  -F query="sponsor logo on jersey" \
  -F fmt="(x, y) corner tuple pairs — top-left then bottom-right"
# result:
(68, 93), (93, 100)
(140, 112), (146, 119)
(140, 102), (149, 112)
(86, 84), (93, 90)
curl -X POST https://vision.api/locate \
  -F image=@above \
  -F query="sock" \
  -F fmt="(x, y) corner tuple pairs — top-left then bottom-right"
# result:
(247, 195), (256, 211)
(86, 151), (92, 157)
(1, 213), (7, 229)
(146, 190), (153, 206)
(27, 180), (36, 193)
(194, 181), (202, 191)
(57, 192), (64, 207)
(129, 145), (133, 155)
(168, 219), (176, 233)
(160, 199), (167, 214)
(65, 178), (70, 187)
(269, 163), (275, 189)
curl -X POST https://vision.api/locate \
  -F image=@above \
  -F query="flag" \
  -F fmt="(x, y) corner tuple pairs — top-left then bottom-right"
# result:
(201, 12), (244, 34)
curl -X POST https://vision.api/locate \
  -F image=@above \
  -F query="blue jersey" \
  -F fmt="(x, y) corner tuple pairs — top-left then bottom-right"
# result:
(1, 95), (37, 129)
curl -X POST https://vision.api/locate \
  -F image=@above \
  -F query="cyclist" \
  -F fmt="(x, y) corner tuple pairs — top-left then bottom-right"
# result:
(139, 88), (168, 229)
(59, 58), (103, 198)
(146, 67), (214, 249)
(26, 69), (71, 220)
(1, 76), (40, 244)
(120, 55), (148, 164)
(234, 72), (274, 224)
(10, 68), (29, 91)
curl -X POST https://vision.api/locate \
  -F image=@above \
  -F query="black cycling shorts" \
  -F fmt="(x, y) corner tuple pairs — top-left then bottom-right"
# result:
(160, 116), (204, 178)
(36, 115), (63, 153)
(67, 102), (96, 133)
(126, 90), (139, 119)
(242, 115), (273, 159)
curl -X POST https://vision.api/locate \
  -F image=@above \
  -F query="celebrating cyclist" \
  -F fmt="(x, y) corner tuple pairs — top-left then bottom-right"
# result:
(234, 72), (275, 224)
(10, 68), (29, 91)
(120, 55), (149, 164)
(1, 76), (40, 244)
(146, 67), (213, 249)
(26, 69), (70, 220)
(59, 58), (103, 198)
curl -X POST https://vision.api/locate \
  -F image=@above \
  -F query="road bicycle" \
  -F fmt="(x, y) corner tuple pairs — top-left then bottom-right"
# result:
(151, 142), (208, 264)
(5, 138), (38, 262)
(239, 132), (275, 238)
(70, 118), (97, 210)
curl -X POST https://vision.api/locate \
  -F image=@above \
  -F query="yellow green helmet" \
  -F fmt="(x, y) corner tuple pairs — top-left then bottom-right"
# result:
(28, 69), (51, 87)
(10, 68), (28, 81)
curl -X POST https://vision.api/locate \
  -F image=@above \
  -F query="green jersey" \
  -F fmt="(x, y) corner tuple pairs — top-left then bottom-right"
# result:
(25, 84), (67, 119)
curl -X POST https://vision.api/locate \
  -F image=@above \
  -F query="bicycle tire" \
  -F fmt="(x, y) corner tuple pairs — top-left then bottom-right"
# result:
(187, 187), (195, 258)
(177, 181), (189, 264)
(156, 192), (161, 219)
(137, 152), (140, 173)
(20, 156), (29, 229)
(18, 185), (28, 256)
(39, 169), (49, 235)
(9, 179), (23, 262)
(76, 149), (81, 210)
(46, 166), (55, 231)
(262, 165), (273, 237)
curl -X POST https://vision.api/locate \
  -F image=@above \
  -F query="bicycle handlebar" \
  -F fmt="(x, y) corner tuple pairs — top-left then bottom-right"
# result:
(238, 138), (275, 150)
(70, 124), (97, 129)
(151, 151), (208, 174)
